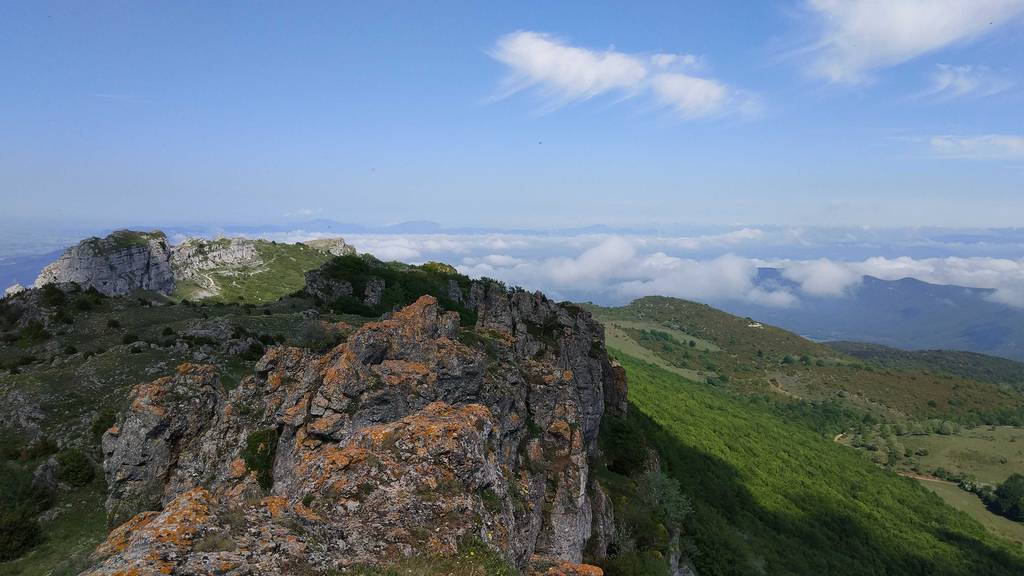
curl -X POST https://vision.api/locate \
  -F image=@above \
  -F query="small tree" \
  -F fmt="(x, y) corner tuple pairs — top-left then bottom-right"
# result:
(992, 474), (1024, 521)
(56, 449), (95, 487)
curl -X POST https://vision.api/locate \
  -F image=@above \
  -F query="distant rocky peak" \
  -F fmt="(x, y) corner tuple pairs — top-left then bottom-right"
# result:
(34, 229), (174, 296)
(301, 237), (357, 256)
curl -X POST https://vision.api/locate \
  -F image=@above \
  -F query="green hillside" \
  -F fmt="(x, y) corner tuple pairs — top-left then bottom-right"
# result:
(587, 296), (1024, 426)
(613, 353), (1024, 576)
(826, 341), (1024, 390)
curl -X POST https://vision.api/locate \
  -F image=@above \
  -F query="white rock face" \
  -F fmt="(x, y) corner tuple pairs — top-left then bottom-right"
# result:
(301, 237), (356, 256)
(4, 283), (26, 298)
(34, 231), (176, 296)
(168, 237), (265, 298)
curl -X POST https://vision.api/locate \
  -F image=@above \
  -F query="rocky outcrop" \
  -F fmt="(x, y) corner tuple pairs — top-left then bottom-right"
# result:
(4, 283), (26, 297)
(101, 364), (223, 527)
(303, 268), (355, 302)
(303, 268), (386, 307)
(35, 231), (175, 296)
(302, 237), (356, 256)
(168, 237), (262, 298)
(33, 232), (358, 299)
(87, 287), (625, 574)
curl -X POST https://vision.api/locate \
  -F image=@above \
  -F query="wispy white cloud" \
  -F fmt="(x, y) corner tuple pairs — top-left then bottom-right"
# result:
(802, 0), (1024, 84)
(922, 64), (1013, 98)
(490, 31), (755, 119)
(782, 259), (863, 296)
(649, 73), (730, 118)
(491, 31), (648, 103)
(929, 134), (1024, 160)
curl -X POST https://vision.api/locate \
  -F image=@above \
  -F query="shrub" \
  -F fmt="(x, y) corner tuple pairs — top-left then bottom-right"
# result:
(638, 470), (691, 529)
(40, 284), (66, 307)
(91, 410), (118, 440)
(56, 449), (95, 487)
(990, 473), (1024, 521)
(15, 437), (58, 461)
(0, 462), (52, 560)
(0, 508), (42, 561)
(18, 321), (50, 345)
(601, 415), (648, 476)
(242, 428), (279, 490)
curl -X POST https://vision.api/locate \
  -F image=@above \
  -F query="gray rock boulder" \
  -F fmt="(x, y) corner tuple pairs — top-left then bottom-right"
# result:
(101, 364), (222, 527)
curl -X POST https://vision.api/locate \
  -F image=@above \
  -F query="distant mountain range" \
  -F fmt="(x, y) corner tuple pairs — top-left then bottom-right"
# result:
(716, 269), (1024, 361)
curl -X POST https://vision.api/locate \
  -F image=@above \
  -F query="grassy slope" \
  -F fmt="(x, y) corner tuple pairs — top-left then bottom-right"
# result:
(868, 426), (1024, 485)
(826, 341), (1024, 390)
(172, 240), (334, 304)
(589, 296), (1024, 422)
(617, 352), (1024, 576)
(0, 479), (106, 576)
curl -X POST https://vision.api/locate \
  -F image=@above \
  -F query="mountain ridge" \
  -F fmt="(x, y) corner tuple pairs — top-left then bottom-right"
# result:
(30, 230), (356, 303)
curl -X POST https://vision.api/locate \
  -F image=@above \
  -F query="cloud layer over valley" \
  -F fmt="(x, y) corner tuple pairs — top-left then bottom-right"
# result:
(214, 226), (1024, 310)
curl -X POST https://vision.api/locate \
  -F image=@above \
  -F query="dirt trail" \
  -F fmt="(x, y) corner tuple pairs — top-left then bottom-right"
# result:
(896, 471), (957, 485)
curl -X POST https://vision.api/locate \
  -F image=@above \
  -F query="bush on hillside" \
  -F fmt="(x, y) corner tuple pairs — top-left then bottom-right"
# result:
(988, 473), (1024, 521)
(601, 415), (648, 475)
(0, 508), (41, 561)
(39, 284), (66, 307)
(56, 449), (95, 487)
(0, 462), (53, 560)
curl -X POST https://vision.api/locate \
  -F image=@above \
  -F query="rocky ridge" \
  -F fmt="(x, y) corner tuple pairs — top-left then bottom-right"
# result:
(86, 280), (627, 574)
(32, 230), (355, 298)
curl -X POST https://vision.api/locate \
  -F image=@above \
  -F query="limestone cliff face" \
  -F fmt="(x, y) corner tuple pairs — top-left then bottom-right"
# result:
(34, 231), (175, 296)
(34, 231), (355, 298)
(88, 287), (626, 575)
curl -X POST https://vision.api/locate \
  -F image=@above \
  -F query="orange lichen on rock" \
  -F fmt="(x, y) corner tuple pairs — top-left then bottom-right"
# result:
(534, 562), (605, 576)
(150, 488), (213, 546)
(228, 457), (247, 479)
(94, 511), (160, 556)
(129, 378), (172, 417)
(261, 496), (288, 518)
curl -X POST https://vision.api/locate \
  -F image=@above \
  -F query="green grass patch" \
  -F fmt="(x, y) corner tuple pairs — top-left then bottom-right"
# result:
(242, 428), (279, 490)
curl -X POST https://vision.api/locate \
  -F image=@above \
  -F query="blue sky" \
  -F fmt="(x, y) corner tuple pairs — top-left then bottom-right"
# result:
(1, 1), (1023, 229)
